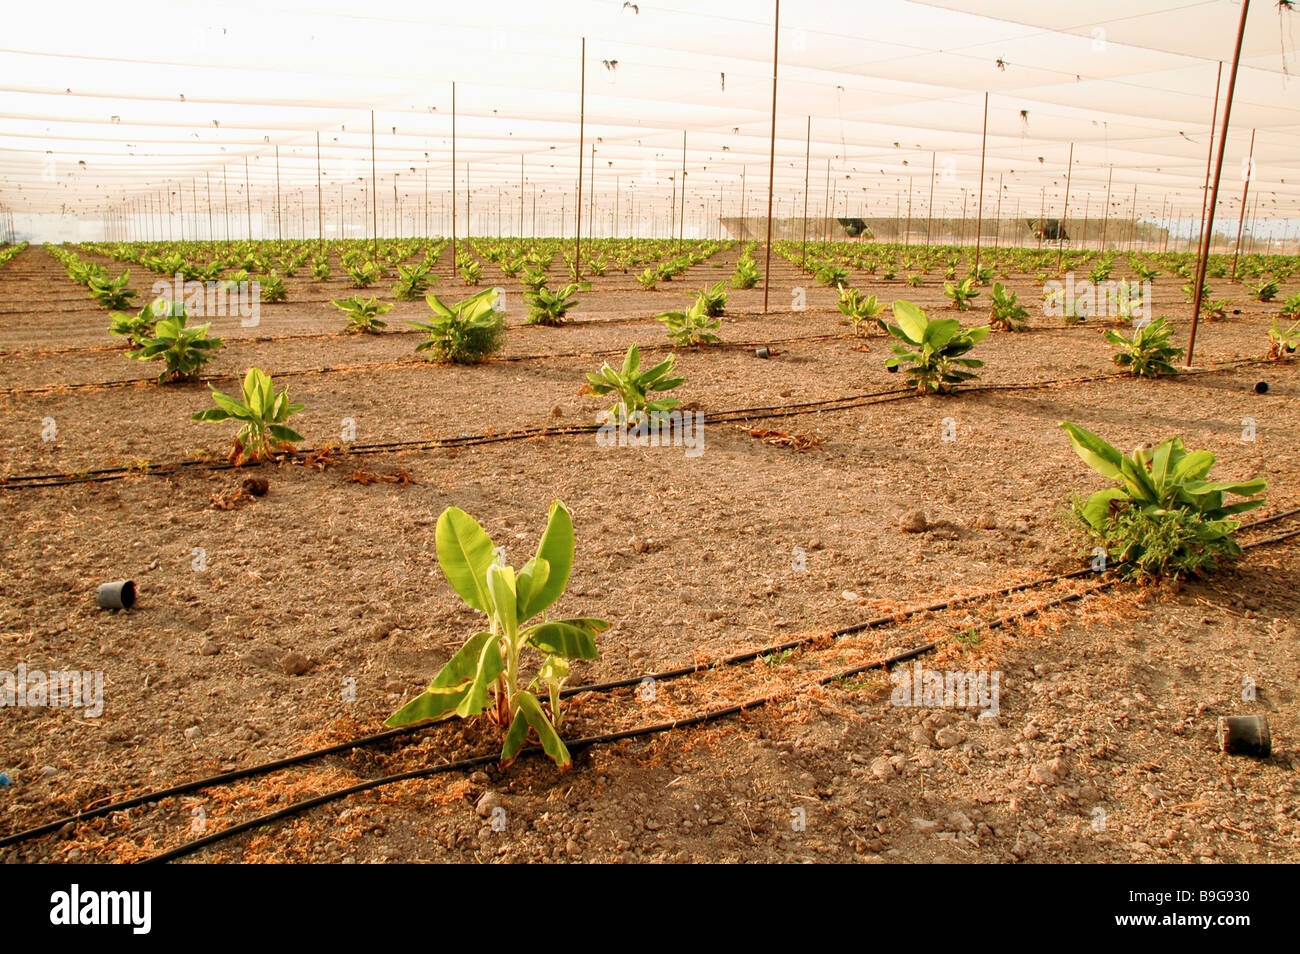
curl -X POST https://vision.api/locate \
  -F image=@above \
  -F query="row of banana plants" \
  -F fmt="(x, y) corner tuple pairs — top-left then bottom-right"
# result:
(48, 245), (139, 309)
(773, 238), (1296, 287)
(0, 242), (28, 270)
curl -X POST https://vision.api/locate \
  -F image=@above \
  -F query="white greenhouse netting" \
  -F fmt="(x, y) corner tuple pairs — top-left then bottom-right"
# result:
(0, 0), (1297, 245)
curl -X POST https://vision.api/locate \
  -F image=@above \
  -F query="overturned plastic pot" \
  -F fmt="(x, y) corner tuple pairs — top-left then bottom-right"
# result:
(755, 347), (771, 359)
(96, 580), (136, 611)
(1219, 714), (1270, 758)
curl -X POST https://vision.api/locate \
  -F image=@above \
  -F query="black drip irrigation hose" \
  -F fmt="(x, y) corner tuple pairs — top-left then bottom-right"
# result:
(143, 515), (1300, 865)
(7, 506), (1296, 855)
(0, 558), (1103, 849)
(141, 579), (1114, 864)
(0, 356), (1267, 491)
(0, 331), (846, 396)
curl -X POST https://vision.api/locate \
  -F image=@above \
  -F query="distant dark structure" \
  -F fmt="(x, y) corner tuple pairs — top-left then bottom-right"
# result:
(838, 217), (874, 239)
(1027, 218), (1069, 242)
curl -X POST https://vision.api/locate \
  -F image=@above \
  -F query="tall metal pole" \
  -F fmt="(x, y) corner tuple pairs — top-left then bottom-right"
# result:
(575, 36), (586, 277)
(678, 130), (687, 253)
(1188, 0), (1251, 367)
(520, 155), (525, 236)
(222, 167), (230, 241)
(1057, 142), (1073, 272)
(925, 152), (936, 245)
(1100, 168), (1112, 250)
(800, 116), (811, 267)
(975, 91), (989, 272)
(244, 158), (252, 239)
(369, 111), (378, 254)
(1195, 62), (1225, 268)
(1230, 128), (1255, 279)
(316, 131), (323, 246)
(274, 146), (283, 240)
(761, 0), (780, 313)
(451, 82), (457, 264)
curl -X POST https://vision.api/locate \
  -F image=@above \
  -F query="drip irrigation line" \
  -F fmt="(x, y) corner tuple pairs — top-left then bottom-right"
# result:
(0, 332), (848, 396)
(6, 301), (1282, 365)
(142, 513), (1300, 865)
(140, 579), (1117, 864)
(6, 505), (1295, 854)
(0, 557), (1100, 848)
(0, 355), (1271, 491)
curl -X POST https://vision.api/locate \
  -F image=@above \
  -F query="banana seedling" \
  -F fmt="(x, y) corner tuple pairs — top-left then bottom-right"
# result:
(586, 344), (684, 424)
(1060, 421), (1266, 579)
(332, 295), (392, 334)
(191, 367), (305, 464)
(386, 501), (609, 769)
(129, 308), (224, 383)
(884, 299), (989, 394)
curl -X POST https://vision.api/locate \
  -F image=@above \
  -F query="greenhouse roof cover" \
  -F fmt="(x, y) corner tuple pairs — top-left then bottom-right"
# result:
(1, 0), (1298, 226)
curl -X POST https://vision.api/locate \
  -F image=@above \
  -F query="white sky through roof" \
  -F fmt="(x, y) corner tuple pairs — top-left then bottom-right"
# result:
(1, 0), (1298, 242)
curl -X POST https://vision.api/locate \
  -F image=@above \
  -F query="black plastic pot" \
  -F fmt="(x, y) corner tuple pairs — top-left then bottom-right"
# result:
(1219, 714), (1271, 758)
(96, 580), (136, 611)
(1254, 381), (1269, 395)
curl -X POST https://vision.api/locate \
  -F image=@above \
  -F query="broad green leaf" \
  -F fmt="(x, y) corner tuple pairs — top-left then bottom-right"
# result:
(1184, 478), (1267, 498)
(521, 501), (574, 620)
(486, 562), (518, 637)
(501, 707), (529, 761)
(1080, 488), (1128, 531)
(1059, 422), (1124, 479)
(435, 507), (497, 614)
(923, 317), (962, 349)
(1119, 453), (1158, 503)
(524, 619), (604, 660)
(891, 300), (928, 343)
(268, 424), (304, 443)
(503, 690), (571, 768)
(384, 685), (471, 726)
(514, 557), (550, 622)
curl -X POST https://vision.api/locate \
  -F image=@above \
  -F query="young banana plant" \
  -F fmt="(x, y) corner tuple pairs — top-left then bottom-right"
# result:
(129, 309), (224, 383)
(386, 501), (609, 769)
(1104, 316), (1183, 377)
(656, 297), (721, 346)
(1060, 421), (1266, 579)
(191, 367), (305, 464)
(884, 299), (989, 394)
(332, 295), (392, 334)
(731, 253), (761, 289)
(586, 344), (684, 424)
